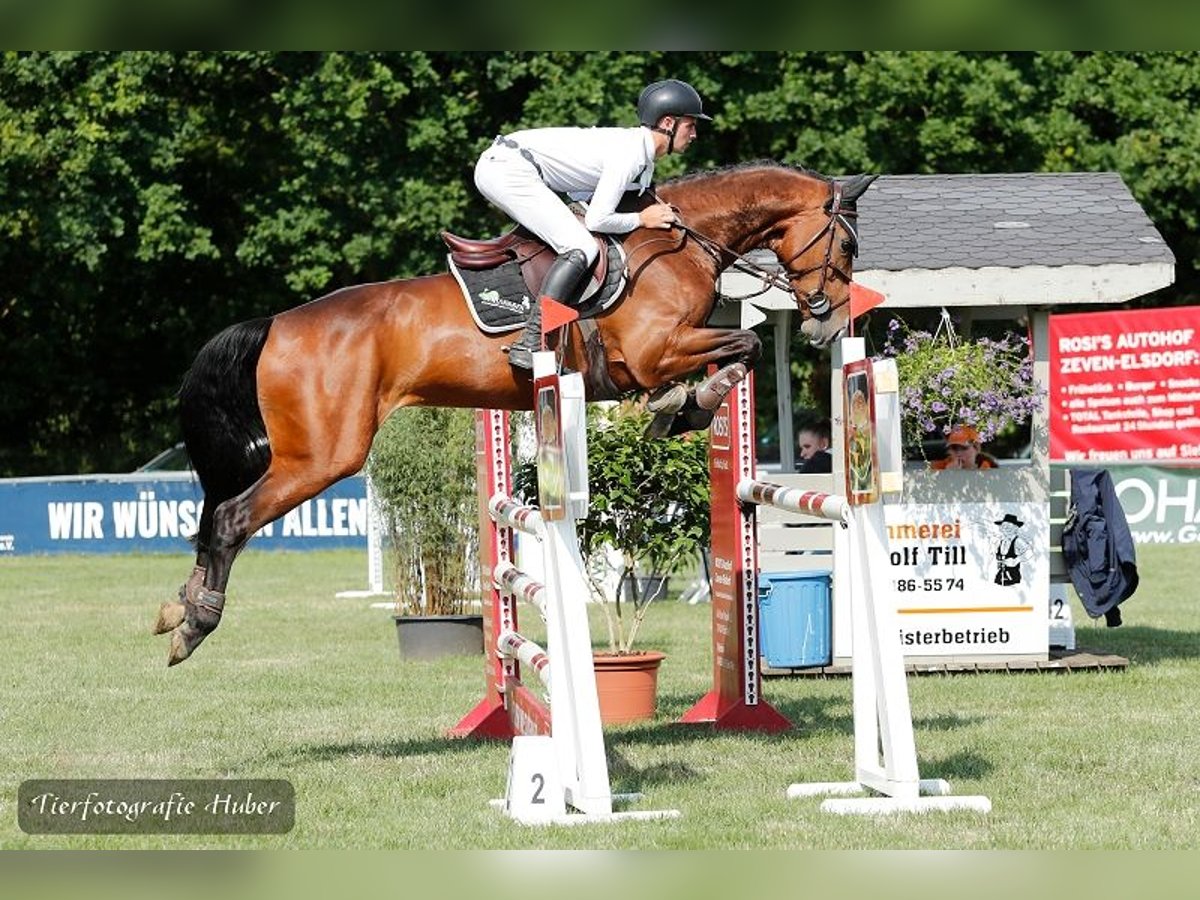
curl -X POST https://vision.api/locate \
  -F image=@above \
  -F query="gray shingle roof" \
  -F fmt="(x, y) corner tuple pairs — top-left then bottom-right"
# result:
(856, 172), (1175, 272)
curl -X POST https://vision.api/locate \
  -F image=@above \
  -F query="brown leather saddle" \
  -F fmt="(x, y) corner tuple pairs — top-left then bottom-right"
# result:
(440, 226), (612, 301)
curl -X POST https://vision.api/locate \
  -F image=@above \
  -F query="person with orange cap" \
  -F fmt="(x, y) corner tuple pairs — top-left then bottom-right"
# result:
(930, 425), (998, 470)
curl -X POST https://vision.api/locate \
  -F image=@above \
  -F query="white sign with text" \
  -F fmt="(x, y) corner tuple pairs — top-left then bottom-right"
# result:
(833, 502), (1050, 660)
(888, 502), (1049, 657)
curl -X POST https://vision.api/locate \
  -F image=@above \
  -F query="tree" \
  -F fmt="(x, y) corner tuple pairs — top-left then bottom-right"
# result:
(2, 51), (1197, 476)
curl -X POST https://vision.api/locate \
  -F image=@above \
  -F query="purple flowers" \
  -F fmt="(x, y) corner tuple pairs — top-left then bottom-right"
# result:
(876, 318), (1045, 450)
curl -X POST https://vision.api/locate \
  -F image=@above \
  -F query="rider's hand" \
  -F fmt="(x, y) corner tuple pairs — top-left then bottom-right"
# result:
(639, 203), (679, 230)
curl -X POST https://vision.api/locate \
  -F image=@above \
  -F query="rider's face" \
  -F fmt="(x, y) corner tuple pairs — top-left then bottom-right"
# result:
(668, 116), (698, 152)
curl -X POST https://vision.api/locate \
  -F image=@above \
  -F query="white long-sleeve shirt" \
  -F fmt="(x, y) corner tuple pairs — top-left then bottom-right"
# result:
(504, 126), (656, 233)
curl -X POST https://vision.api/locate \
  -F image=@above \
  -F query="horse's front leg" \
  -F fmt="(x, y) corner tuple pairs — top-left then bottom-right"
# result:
(631, 325), (762, 437)
(653, 325), (761, 404)
(625, 324), (759, 390)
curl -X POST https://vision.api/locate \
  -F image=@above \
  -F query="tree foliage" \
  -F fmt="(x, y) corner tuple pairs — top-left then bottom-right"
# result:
(2, 51), (1197, 476)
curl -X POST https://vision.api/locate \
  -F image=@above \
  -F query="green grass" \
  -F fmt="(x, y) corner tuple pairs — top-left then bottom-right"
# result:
(0, 545), (1196, 849)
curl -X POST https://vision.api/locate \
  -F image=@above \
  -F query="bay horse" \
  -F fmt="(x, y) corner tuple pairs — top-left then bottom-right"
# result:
(156, 161), (876, 665)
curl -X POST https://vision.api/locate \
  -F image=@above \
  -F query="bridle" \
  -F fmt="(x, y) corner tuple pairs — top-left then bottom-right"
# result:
(774, 182), (860, 317)
(639, 183), (859, 318)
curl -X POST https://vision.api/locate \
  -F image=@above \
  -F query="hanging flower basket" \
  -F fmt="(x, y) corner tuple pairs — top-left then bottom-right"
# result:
(876, 312), (1045, 455)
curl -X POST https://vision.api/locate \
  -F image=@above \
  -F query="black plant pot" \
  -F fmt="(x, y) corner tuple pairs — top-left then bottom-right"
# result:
(393, 614), (484, 661)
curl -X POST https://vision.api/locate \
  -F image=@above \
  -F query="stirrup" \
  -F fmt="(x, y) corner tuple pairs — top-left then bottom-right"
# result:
(507, 344), (535, 370)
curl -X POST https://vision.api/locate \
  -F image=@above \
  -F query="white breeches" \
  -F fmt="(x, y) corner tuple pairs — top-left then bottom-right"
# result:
(474, 145), (599, 266)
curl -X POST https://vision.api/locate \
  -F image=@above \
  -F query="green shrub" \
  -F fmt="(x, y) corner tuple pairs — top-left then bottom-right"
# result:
(516, 402), (710, 652)
(367, 407), (478, 615)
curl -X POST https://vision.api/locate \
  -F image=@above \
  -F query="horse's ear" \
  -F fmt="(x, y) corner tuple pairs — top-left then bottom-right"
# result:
(839, 174), (878, 204)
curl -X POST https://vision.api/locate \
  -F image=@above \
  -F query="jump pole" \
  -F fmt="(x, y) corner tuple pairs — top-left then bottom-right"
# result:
(453, 351), (678, 824)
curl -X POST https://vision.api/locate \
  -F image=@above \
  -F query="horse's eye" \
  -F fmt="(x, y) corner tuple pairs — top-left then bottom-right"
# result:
(841, 238), (856, 256)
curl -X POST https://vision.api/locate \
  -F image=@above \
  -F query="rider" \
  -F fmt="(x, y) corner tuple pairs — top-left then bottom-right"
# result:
(474, 79), (712, 369)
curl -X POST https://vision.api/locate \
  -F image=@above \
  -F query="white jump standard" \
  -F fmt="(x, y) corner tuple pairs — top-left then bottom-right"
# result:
(454, 351), (678, 825)
(712, 339), (990, 815)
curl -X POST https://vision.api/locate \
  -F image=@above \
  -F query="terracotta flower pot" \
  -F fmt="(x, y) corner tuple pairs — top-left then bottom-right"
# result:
(592, 650), (666, 725)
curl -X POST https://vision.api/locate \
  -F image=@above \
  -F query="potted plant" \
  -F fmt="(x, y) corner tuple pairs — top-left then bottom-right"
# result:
(516, 402), (710, 722)
(367, 406), (483, 660)
(875, 312), (1045, 458)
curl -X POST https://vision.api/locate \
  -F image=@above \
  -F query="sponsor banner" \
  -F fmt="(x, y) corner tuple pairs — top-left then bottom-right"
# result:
(0, 473), (367, 555)
(1082, 464), (1200, 546)
(883, 502), (1049, 657)
(1049, 306), (1200, 463)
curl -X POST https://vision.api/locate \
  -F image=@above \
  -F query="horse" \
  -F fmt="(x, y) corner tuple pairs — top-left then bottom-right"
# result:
(155, 160), (876, 666)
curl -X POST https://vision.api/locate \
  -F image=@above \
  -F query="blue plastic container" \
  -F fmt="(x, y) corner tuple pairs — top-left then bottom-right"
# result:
(758, 571), (832, 668)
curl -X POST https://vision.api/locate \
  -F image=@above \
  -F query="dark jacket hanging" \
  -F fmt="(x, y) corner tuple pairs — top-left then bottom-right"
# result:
(1061, 468), (1139, 626)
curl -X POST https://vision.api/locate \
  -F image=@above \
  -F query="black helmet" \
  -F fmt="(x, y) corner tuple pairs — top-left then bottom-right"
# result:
(637, 79), (712, 126)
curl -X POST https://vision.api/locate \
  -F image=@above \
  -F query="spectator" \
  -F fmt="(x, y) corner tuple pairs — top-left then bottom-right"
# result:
(796, 419), (833, 473)
(931, 425), (998, 470)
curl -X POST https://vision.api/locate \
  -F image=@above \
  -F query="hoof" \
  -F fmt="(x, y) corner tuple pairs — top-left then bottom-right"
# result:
(167, 629), (192, 667)
(158, 566), (205, 634)
(696, 363), (747, 410)
(647, 383), (688, 415)
(165, 588), (225, 666)
(644, 411), (677, 440)
(153, 600), (186, 635)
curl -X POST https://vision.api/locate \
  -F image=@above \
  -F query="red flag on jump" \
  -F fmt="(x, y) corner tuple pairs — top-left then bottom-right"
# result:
(849, 282), (886, 320)
(540, 296), (580, 335)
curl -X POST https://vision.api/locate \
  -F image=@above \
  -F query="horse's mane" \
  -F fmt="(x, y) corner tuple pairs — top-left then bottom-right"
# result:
(660, 159), (832, 189)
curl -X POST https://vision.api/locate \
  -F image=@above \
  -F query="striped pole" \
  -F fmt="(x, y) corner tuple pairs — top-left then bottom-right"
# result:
(497, 631), (551, 689)
(489, 495), (545, 537)
(494, 560), (547, 619)
(736, 480), (850, 524)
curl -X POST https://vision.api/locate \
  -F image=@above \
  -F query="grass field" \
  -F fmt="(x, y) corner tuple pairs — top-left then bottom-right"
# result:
(0, 544), (1196, 849)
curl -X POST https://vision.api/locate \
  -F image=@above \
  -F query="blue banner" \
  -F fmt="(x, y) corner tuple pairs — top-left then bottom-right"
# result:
(0, 473), (368, 555)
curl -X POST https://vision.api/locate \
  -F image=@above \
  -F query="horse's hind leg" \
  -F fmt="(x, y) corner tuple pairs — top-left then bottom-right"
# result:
(155, 496), (220, 634)
(164, 464), (331, 666)
(165, 491), (259, 666)
(165, 472), (277, 666)
(166, 544), (243, 667)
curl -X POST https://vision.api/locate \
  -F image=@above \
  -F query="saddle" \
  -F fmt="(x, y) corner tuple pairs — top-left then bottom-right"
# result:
(441, 222), (627, 335)
(442, 226), (612, 296)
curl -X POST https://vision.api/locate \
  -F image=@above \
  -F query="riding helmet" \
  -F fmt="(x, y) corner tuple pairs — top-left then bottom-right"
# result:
(637, 79), (712, 126)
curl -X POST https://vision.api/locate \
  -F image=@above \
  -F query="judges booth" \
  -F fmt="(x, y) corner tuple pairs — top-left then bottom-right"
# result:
(714, 172), (1175, 666)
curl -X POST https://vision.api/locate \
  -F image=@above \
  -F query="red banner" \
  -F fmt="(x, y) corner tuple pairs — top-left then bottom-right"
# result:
(1049, 306), (1200, 463)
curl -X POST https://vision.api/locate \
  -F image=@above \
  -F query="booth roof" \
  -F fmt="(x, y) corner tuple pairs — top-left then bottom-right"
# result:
(854, 171), (1175, 272)
(730, 171), (1176, 309)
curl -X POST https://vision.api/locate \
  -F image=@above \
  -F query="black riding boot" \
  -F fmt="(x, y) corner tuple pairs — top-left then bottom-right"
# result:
(507, 249), (590, 370)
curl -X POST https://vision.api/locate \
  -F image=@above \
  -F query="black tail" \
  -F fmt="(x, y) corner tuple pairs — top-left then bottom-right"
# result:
(179, 319), (274, 526)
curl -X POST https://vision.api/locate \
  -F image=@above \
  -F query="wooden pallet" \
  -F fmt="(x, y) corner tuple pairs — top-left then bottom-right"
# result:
(762, 647), (1129, 678)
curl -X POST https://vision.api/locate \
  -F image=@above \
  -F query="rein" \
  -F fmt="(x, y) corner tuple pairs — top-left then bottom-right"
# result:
(638, 184), (858, 316)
